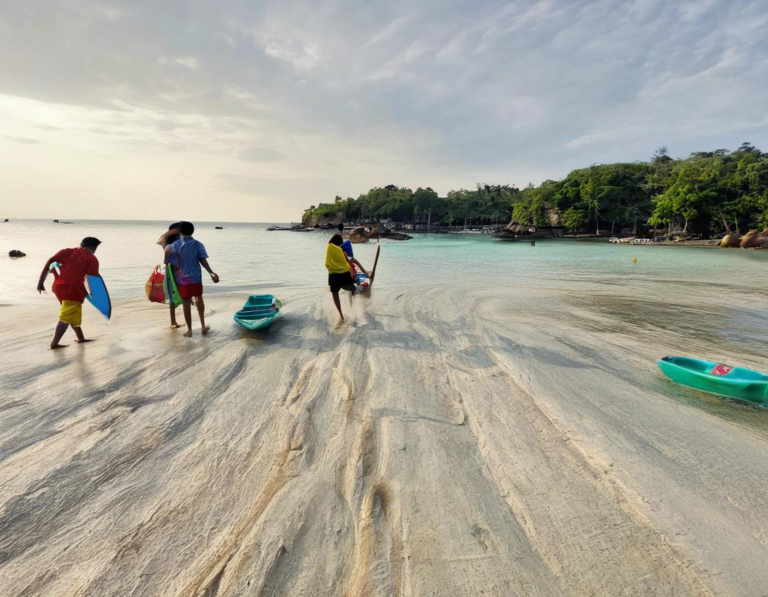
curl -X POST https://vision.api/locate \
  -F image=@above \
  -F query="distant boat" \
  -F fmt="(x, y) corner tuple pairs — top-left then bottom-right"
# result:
(215, 226), (224, 229)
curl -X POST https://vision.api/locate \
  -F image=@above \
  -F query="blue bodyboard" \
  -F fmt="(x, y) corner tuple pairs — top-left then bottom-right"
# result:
(86, 275), (112, 321)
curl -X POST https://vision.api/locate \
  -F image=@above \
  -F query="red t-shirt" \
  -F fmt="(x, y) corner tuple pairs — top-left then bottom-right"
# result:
(51, 248), (100, 303)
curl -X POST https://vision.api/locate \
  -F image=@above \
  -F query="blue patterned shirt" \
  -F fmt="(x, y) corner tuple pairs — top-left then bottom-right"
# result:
(170, 237), (209, 284)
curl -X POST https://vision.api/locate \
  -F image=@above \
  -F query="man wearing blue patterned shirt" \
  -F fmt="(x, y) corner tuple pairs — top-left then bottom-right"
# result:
(166, 221), (219, 337)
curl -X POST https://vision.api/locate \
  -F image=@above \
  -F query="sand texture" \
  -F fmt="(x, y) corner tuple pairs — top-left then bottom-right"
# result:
(1, 284), (767, 596)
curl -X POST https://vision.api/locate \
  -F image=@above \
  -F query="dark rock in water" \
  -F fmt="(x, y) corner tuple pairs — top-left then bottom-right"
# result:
(348, 224), (412, 242)
(215, 226), (224, 229)
(53, 219), (59, 223)
(9, 250), (26, 257)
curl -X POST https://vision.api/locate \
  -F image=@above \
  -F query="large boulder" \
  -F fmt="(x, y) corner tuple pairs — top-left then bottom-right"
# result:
(740, 230), (768, 248)
(720, 234), (741, 248)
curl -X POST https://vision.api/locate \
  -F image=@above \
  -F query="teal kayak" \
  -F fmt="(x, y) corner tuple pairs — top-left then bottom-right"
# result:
(658, 356), (768, 405)
(244, 295), (283, 310)
(234, 295), (282, 330)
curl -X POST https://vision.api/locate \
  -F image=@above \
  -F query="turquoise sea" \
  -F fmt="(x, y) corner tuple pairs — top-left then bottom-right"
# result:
(1, 219), (765, 307)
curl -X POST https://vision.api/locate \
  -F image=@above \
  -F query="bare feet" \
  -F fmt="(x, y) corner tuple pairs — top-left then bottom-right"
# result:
(75, 339), (94, 343)
(201, 326), (210, 336)
(49, 344), (69, 350)
(183, 330), (193, 338)
(170, 323), (181, 329)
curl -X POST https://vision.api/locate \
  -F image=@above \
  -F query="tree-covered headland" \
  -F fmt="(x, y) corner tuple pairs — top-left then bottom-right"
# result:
(302, 143), (768, 237)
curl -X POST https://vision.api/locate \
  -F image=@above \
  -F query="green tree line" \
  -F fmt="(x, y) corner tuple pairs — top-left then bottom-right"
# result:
(302, 143), (768, 236)
(303, 184), (518, 228)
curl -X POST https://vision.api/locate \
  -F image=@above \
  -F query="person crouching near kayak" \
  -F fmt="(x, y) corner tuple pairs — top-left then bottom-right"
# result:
(336, 223), (368, 276)
(325, 234), (355, 321)
(36, 237), (102, 349)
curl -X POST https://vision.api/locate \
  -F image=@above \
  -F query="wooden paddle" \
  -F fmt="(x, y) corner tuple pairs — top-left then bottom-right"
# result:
(368, 245), (381, 286)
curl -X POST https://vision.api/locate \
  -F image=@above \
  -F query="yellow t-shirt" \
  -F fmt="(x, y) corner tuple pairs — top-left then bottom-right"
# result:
(325, 244), (351, 274)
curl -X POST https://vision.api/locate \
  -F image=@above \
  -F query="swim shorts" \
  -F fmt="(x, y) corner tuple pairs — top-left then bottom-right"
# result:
(59, 300), (83, 327)
(328, 272), (355, 293)
(179, 283), (203, 300)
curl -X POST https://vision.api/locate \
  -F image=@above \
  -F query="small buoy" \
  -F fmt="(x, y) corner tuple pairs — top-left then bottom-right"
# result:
(633, 257), (637, 264)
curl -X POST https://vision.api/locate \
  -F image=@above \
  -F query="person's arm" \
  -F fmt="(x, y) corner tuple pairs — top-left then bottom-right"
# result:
(87, 255), (100, 277)
(165, 238), (178, 257)
(351, 257), (368, 276)
(344, 256), (356, 280)
(157, 227), (180, 247)
(197, 243), (217, 282)
(325, 245), (332, 271)
(200, 259), (219, 283)
(37, 256), (56, 293)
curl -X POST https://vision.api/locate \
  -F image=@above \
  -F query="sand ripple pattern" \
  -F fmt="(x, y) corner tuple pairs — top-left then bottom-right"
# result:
(1, 285), (767, 596)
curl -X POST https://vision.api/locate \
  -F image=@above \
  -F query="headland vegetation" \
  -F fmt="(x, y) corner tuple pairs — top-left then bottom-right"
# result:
(302, 142), (768, 246)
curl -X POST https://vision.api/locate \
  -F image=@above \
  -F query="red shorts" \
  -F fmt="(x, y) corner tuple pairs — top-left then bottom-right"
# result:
(179, 283), (203, 300)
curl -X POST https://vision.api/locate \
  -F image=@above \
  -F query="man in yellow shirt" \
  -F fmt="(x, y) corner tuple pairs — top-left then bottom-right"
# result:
(325, 234), (355, 321)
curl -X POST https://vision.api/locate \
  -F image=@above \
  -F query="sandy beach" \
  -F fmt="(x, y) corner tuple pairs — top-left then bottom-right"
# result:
(3, 0), (768, 591)
(1, 279), (767, 597)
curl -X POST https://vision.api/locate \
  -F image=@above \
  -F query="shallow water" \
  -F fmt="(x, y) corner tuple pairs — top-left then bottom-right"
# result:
(1, 219), (765, 305)
(2, 221), (768, 595)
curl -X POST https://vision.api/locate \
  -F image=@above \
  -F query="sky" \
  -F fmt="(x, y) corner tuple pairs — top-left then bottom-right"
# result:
(0, 0), (766, 222)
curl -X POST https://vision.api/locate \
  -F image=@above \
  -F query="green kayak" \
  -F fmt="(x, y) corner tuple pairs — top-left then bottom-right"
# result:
(234, 294), (282, 331)
(658, 356), (768, 405)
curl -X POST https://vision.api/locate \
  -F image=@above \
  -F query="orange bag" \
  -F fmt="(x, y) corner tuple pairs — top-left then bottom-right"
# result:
(145, 265), (166, 303)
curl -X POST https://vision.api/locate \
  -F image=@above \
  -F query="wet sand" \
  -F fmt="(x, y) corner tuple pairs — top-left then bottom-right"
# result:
(1, 282), (767, 596)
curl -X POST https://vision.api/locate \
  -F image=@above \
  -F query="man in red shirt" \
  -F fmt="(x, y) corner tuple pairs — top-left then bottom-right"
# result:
(37, 237), (102, 349)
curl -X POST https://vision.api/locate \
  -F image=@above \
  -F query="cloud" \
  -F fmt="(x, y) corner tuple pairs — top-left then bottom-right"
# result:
(566, 126), (645, 150)
(0, 0), (766, 221)
(215, 173), (333, 200)
(158, 56), (200, 70)
(239, 147), (285, 162)
(4, 136), (40, 145)
(364, 14), (413, 48)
